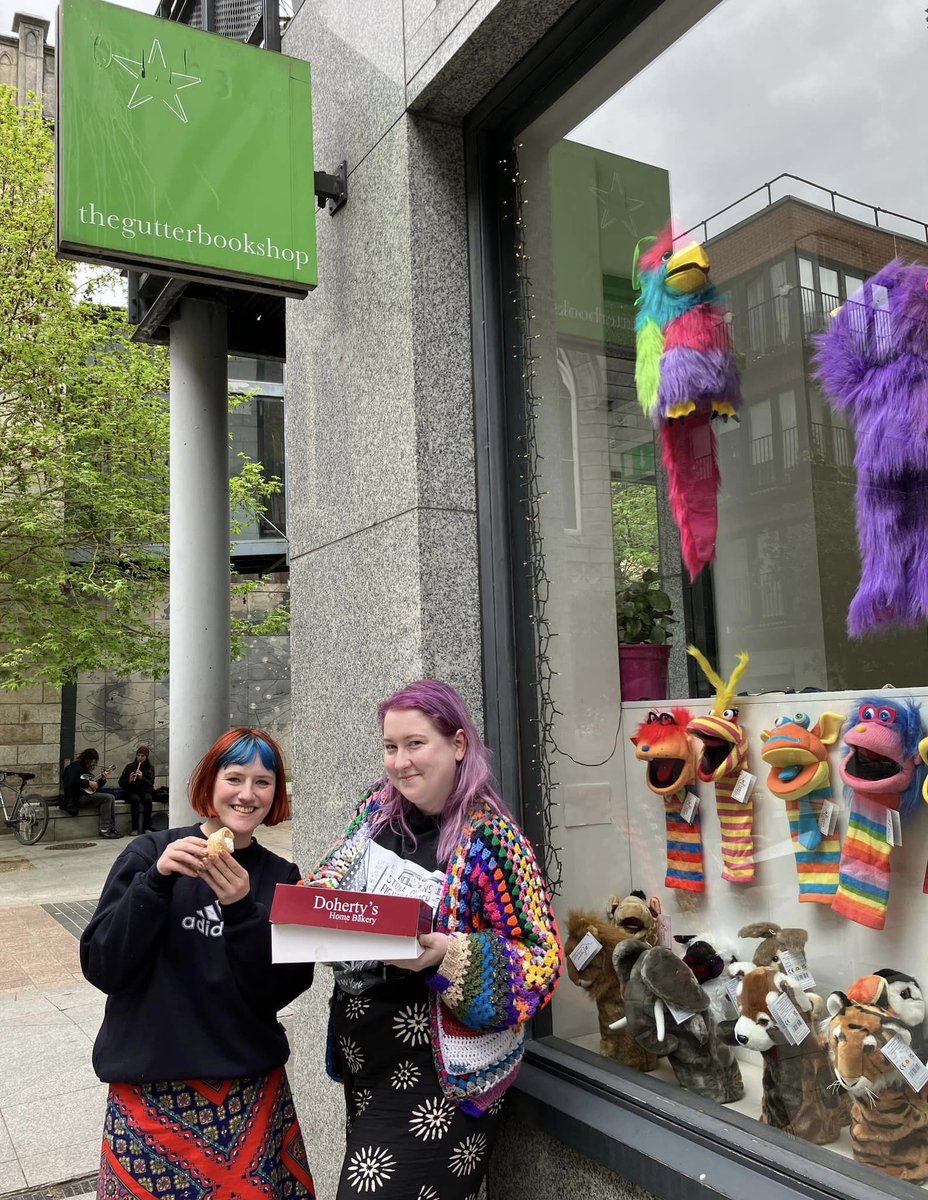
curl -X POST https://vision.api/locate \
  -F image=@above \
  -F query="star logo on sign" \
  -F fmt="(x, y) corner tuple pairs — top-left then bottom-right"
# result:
(113, 39), (201, 124)
(590, 171), (646, 236)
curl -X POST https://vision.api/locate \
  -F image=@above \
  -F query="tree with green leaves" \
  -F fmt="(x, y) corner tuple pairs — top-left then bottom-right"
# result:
(0, 87), (285, 689)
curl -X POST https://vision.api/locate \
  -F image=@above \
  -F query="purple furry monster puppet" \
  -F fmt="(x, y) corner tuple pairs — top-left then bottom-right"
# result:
(813, 260), (928, 637)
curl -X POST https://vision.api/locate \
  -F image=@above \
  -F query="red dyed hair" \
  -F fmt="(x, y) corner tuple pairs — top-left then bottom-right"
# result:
(189, 728), (290, 826)
(630, 707), (693, 747)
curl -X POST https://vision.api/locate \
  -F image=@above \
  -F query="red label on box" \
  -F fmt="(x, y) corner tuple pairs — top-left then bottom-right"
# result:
(270, 884), (433, 937)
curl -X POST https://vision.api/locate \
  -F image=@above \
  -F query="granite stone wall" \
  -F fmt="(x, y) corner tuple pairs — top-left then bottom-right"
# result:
(281, 0), (647, 1194)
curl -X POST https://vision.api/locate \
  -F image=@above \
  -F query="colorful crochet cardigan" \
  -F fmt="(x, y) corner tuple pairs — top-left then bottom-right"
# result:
(305, 790), (562, 1115)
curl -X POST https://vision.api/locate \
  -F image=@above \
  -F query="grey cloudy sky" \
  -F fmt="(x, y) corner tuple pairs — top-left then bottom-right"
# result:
(1, 0), (152, 41)
(569, 0), (927, 244)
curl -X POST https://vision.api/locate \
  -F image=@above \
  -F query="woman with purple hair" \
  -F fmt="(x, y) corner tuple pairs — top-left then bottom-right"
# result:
(305, 679), (562, 1200)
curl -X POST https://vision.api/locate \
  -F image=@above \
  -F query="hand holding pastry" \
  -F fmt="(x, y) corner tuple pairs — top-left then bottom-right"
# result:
(201, 853), (250, 904)
(156, 836), (208, 878)
(205, 826), (235, 859)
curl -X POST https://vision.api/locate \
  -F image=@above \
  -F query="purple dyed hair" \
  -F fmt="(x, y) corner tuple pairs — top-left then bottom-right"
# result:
(370, 679), (508, 863)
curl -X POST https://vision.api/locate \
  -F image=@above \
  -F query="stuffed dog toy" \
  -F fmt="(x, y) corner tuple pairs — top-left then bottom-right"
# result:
(613, 940), (743, 1103)
(735, 967), (848, 1143)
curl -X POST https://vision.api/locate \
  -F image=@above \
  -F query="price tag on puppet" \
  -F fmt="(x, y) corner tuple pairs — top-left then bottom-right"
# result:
(731, 771), (756, 805)
(657, 914), (673, 948)
(882, 1036), (928, 1093)
(818, 800), (839, 837)
(724, 975), (743, 1013)
(568, 932), (603, 972)
(664, 999), (696, 1025)
(769, 992), (810, 1045)
(680, 791), (700, 824)
(886, 808), (903, 848)
(779, 949), (816, 992)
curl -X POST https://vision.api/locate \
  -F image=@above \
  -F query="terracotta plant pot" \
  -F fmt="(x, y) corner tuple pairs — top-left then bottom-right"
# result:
(619, 643), (670, 703)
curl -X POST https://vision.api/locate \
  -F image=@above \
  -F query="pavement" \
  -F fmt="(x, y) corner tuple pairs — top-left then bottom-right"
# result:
(0, 821), (295, 1199)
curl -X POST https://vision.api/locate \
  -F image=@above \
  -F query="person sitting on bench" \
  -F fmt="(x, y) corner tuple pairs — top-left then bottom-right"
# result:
(62, 749), (121, 840)
(119, 746), (156, 835)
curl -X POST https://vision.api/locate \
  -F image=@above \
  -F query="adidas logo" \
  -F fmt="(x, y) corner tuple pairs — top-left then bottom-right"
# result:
(182, 902), (224, 937)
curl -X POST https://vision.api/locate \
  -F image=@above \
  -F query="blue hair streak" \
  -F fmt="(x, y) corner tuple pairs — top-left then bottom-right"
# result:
(217, 734), (277, 774)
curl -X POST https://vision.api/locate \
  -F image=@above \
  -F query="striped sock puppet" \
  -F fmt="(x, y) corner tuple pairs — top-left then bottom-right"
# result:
(687, 648), (755, 885)
(832, 697), (924, 930)
(631, 708), (704, 893)
(760, 711), (844, 904)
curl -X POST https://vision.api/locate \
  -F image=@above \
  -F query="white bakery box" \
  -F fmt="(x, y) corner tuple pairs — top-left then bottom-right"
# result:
(270, 884), (433, 963)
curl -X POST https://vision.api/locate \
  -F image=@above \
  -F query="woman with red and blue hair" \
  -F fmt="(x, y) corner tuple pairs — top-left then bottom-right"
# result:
(306, 679), (561, 1200)
(81, 728), (316, 1199)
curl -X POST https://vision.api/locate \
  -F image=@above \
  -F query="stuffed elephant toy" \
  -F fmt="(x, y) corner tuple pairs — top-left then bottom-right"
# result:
(613, 939), (744, 1104)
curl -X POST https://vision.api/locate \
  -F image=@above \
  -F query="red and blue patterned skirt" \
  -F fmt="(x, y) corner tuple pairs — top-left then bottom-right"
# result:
(97, 1068), (315, 1199)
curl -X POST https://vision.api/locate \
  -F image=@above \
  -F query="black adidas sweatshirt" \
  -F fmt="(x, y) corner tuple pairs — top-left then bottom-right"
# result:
(81, 823), (313, 1083)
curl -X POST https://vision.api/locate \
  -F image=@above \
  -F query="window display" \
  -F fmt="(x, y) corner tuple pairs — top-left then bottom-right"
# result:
(512, 0), (928, 1189)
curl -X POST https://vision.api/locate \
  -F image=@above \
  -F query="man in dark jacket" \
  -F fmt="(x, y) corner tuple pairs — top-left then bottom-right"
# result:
(61, 749), (120, 839)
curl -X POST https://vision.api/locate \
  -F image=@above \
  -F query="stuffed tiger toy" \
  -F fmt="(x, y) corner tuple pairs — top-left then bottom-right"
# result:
(827, 991), (928, 1182)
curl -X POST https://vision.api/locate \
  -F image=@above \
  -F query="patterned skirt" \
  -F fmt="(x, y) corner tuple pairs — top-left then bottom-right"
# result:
(332, 979), (502, 1200)
(98, 1068), (315, 1199)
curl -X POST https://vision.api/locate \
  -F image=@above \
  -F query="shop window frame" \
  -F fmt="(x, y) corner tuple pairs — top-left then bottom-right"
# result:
(463, 3), (912, 1200)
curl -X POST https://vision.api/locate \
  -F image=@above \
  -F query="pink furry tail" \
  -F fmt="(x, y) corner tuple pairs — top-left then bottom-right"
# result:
(660, 413), (720, 580)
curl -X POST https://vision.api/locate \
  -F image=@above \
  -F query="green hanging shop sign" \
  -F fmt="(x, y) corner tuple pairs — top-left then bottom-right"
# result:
(56, 0), (316, 295)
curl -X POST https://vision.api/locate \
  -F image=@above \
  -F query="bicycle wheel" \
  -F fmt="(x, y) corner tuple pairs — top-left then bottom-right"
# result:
(13, 794), (49, 845)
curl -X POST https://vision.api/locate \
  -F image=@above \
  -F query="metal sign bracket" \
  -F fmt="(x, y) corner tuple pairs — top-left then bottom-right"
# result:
(314, 161), (348, 214)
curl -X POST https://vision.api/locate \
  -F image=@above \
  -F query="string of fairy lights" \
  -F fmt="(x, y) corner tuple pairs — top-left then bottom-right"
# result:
(505, 147), (564, 894)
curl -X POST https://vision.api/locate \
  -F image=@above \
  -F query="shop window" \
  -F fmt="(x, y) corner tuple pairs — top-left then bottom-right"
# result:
(511, 0), (928, 1189)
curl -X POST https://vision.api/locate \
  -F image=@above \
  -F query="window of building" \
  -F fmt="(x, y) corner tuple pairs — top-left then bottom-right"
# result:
(508, 0), (928, 1189)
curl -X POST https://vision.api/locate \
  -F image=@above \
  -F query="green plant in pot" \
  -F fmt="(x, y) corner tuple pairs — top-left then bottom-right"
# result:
(616, 570), (675, 702)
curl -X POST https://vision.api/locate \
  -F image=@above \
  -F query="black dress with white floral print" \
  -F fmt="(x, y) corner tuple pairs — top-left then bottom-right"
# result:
(332, 976), (502, 1199)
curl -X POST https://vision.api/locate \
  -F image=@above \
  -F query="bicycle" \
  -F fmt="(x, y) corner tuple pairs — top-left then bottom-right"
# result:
(0, 768), (50, 845)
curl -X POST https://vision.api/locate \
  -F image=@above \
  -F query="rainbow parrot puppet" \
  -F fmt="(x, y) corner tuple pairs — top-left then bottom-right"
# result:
(633, 228), (742, 580)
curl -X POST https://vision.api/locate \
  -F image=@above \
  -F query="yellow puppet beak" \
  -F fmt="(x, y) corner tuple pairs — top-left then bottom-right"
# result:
(665, 243), (710, 294)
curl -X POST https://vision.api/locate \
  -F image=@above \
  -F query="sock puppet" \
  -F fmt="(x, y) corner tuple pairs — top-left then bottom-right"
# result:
(813, 259), (928, 637)
(831, 696), (925, 930)
(686, 648), (754, 884)
(630, 708), (703, 893)
(633, 228), (742, 581)
(760, 711), (844, 904)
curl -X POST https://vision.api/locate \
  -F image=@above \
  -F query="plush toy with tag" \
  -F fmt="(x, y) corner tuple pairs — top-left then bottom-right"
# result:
(832, 697), (925, 929)
(826, 990), (928, 1181)
(732, 922), (811, 981)
(675, 930), (742, 1030)
(630, 708), (703, 893)
(735, 967), (848, 1143)
(848, 970), (928, 1060)
(564, 897), (659, 1072)
(612, 940), (744, 1103)
(813, 260), (928, 638)
(686, 648), (755, 884)
(760, 711), (844, 904)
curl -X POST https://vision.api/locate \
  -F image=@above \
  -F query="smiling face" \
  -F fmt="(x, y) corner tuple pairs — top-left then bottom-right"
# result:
(207, 757), (276, 847)
(383, 707), (465, 816)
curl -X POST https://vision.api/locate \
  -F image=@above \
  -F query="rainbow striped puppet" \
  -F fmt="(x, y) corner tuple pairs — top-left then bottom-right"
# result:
(832, 698), (924, 930)
(687, 648), (755, 885)
(760, 711), (844, 904)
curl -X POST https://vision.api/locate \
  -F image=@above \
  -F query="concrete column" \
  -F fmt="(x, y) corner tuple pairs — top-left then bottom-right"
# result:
(168, 299), (230, 823)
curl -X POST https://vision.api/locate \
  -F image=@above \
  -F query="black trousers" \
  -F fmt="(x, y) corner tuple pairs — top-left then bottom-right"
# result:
(125, 789), (153, 831)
